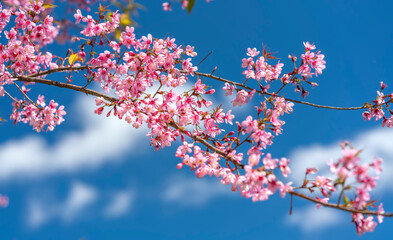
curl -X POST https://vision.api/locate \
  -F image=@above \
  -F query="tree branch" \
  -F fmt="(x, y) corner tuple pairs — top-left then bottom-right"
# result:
(15, 76), (116, 102)
(194, 72), (367, 110)
(25, 66), (367, 111)
(290, 191), (392, 217)
(28, 66), (90, 78)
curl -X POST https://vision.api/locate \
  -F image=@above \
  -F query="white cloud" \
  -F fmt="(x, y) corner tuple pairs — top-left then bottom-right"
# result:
(0, 95), (145, 181)
(61, 182), (97, 222)
(162, 175), (233, 206)
(104, 190), (134, 218)
(27, 181), (97, 228)
(289, 143), (340, 185)
(27, 201), (49, 228)
(288, 127), (393, 191)
(286, 205), (345, 232)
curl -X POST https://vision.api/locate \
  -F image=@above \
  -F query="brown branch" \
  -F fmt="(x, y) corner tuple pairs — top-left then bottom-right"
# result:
(25, 65), (367, 111)
(194, 72), (366, 111)
(3, 90), (18, 102)
(15, 76), (116, 102)
(27, 66), (90, 78)
(290, 191), (393, 217)
(24, 65), (367, 110)
(12, 82), (35, 105)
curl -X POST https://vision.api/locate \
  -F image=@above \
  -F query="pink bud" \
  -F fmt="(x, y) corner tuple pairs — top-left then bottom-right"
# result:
(176, 163), (184, 169)
(205, 89), (215, 94)
(380, 81), (387, 91)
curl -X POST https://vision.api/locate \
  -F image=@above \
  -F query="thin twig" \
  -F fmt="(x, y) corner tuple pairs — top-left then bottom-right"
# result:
(28, 66), (89, 78)
(12, 82), (35, 105)
(337, 182), (346, 206)
(196, 51), (213, 66)
(3, 90), (18, 102)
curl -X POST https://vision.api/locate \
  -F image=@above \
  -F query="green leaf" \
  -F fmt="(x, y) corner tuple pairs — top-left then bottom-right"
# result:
(115, 29), (121, 41)
(187, 0), (195, 14)
(42, 3), (57, 9)
(120, 12), (132, 26)
(343, 196), (349, 205)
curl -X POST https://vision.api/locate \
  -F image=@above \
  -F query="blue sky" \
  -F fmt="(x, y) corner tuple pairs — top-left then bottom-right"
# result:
(1, 0), (393, 239)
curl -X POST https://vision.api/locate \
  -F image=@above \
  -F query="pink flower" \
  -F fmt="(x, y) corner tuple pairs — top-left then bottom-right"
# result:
(303, 41), (316, 51)
(377, 203), (384, 223)
(355, 215), (377, 235)
(315, 196), (329, 209)
(95, 97), (104, 106)
(0, 194), (8, 207)
(222, 83), (234, 96)
(241, 115), (257, 133)
(278, 181), (293, 197)
(362, 110), (372, 121)
(262, 153), (278, 170)
(371, 157), (383, 174)
(241, 57), (254, 68)
(74, 9), (83, 24)
(306, 167), (318, 175)
(247, 47), (260, 57)
(232, 90), (249, 107)
(382, 115), (393, 128)
(248, 154), (260, 166)
(181, 0), (189, 9)
(279, 158), (291, 177)
(162, 2), (172, 11)
(313, 176), (334, 191)
(224, 110), (235, 125)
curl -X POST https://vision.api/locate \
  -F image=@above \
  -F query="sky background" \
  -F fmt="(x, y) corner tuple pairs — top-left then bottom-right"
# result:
(1, 0), (393, 239)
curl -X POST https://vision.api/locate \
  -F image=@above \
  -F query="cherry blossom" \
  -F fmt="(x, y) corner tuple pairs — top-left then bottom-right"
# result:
(0, 1), (390, 235)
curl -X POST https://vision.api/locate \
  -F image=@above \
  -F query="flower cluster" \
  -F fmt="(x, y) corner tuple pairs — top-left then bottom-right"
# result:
(76, 9), (298, 204)
(298, 42), (326, 78)
(331, 145), (384, 235)
(4, 0), (98, 10)
(176, 141), (293, 202)
(175, 93), (295, 202)
(240, 43), (325, 98)
(362, 81), (393, 128)
(10, 95), (66, 132)
(0, 1), (67, 132)
(75, 9), (120, 37)
(241, 47), (284, 82)
(240, 43), (325, 83)
(73, 10), (224, 149)
(300, 143), (384, 235)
